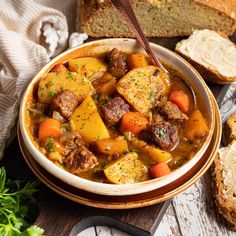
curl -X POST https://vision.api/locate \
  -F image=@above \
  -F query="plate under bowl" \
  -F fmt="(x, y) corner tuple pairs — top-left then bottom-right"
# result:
(18, 95), (221, 209)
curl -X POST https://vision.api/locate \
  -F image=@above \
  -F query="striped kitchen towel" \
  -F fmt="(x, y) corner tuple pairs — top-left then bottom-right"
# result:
(0, 0), (79, 159)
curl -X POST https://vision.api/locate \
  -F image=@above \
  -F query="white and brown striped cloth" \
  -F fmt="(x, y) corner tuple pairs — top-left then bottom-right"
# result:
(0, 0), (80, 159)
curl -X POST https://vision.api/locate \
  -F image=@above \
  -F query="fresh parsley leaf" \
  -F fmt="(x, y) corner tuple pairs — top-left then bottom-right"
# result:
(22, 225), (44, 236)
(0, 167), (44, 236)
(0, 167), (6, 192)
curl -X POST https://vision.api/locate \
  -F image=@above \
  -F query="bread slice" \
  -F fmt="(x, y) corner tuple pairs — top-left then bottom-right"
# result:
(224, 113), (236, 145)
(214, 113), (236, 230)
(176, 29), (236, 84)
(80, 0), (236, 37)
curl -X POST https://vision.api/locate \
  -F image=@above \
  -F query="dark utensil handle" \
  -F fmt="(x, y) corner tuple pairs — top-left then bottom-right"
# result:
(111, 0), (167, 72)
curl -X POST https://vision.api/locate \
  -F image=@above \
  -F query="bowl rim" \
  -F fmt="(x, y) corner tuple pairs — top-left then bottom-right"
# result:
(19, 38), (215, 196)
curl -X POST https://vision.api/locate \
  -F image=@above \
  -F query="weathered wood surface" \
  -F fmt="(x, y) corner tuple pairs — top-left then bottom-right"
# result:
(172, 174), (236, 236)
(78, 33), (236, 236)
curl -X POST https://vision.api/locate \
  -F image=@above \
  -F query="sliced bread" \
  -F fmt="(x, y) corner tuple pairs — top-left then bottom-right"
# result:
(214, 113), (236, 230)
(224, 113), (236, 145)
(80, 0), (236, 37)
(176, 29), (236, 84)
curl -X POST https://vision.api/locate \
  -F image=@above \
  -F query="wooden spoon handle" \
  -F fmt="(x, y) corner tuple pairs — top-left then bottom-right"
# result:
(111, 0), (167, 72)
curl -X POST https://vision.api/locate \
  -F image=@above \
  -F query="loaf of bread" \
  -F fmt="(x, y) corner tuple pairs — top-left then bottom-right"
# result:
(176, 29), (236, 84)
(214, 113), (236, 230)
(80, 0), (236, 37)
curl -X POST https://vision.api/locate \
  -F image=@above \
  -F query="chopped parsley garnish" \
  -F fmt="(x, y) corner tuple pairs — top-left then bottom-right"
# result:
(49, 91), (57, 96)
(93, 94), (99, 100)
(124, 132), (132, 140)
(149, 91), (156, 102)
(46, 137), (54, 143)
(46, 81), (54, 88)
(45, 137), (55, 152)
(157, 128), (166, 140)
(66, 72), (74, 80)
(45, 143), (54, 152)
(83, 77), (88, 85)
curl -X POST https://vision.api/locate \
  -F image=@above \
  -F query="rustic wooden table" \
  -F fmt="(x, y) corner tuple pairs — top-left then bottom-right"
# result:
(1, 33), (236, 236)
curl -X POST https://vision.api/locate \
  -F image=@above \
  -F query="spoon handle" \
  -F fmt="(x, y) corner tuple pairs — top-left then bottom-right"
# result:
(111, 0), (167, 72)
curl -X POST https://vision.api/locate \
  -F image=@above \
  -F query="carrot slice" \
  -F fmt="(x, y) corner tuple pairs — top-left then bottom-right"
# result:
(127, 53), (149, 69)
(96, 136), (128, 156)
(150, 162), (171, 178)
(169, 90), (189, 112)
(38, 118), (63, 139)
(120, 112), (148, 134)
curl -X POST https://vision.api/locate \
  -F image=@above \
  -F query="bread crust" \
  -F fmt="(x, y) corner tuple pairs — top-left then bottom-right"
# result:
(80, 0), (236, 37)
(213, 153), (236, 231)
(175, 50), (236, 84)
(213, 113), (236, 230)
(224, 113), (236, 145)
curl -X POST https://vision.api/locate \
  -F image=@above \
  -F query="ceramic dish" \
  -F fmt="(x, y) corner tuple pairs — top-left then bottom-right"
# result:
(19, 38), (215, 196)
(18, 94), (221, 209)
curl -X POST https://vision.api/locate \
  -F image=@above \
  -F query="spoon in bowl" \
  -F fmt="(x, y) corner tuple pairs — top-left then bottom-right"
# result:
(110, 0), (199, 107)
(110, 0), (169, 75)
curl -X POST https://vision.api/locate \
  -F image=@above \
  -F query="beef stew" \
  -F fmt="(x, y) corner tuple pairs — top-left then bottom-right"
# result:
(25, 48), (209, 184)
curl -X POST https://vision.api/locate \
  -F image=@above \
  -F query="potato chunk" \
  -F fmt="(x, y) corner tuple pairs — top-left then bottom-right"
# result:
(38, 71), (94, 104)
(69, 57), (107, 79)
(104, 152), (149, 184)
(116, 66), (169, 113)
(130, 137), (172, 163)
(70, 96), (110, 142)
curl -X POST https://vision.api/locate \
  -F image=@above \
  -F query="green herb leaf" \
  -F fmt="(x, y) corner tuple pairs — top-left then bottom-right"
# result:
(0, 167), (44, 236)
(83, 77), (88, 85)
(0, 167), (6, 192)
(22, 225), (44, 236)
(49, 91), (57, 97)
(149, 91), (156, 102)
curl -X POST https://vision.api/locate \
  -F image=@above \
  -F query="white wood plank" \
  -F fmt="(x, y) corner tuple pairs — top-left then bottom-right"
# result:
(172, 172), (236, 236)
(78, 227), (96, 236)
(155, 204), (181, 236)
(95, 226), (130, 236)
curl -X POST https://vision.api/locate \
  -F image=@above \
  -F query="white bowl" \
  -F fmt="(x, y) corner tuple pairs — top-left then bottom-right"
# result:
(19, 38), (215, 196)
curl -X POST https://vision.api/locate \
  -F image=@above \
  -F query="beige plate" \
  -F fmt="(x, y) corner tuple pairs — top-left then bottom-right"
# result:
(17, 96), (221, 209)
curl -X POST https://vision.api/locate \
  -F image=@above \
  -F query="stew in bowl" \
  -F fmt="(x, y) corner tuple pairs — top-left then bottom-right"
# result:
(23, 44), (210, 185)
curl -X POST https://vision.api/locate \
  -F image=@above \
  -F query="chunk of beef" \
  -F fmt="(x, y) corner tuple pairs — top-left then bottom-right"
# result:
(51, 63), (68, 72)
(157, 99), (188, 122)
(62, 132), (84, 149)
(50, 90), (78, 119)
(149, 122), (179, 150)
(152, 113), (164, 124)
(63, 146), (98, 174)
(101, 97), (129, 126)
(108, 48), (128, 78)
